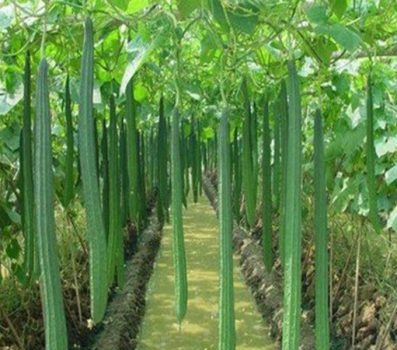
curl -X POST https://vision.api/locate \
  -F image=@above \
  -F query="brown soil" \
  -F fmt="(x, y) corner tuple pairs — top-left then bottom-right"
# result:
(89, 214), (162, 350)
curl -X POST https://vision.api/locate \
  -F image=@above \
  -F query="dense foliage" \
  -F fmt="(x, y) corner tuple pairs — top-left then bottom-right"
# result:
(1, 0), (397, 349)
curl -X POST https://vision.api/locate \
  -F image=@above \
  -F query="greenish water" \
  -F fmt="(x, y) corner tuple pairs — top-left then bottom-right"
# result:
(137, 196), (275, 349)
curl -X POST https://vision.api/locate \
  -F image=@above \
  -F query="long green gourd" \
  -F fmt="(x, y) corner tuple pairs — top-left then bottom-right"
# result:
(147, 130), (154, 189)
(107, 93), (124, 288)
(138, 131), (146, 227)
(171, 106), (188, 323)
(218, 107), (236, 350)
(78, 17), (108, 323)
(210, 137), (216, 170)
(152, 130), (158, 190)
(190, 121), (199, 203)
(93, 113), (100, 174)
(118, 116), (127, 285)
(366, 74), (381, 233)
(64, 75), (74, 208)
(197, 123), (203, 196)
(101, 120), (110, 237)
(202, 140), (206, 172)
(251, 102), (259, 188)
(21, 50), (35, 281)
(232, 128), (242, 221)
(279, 80), (288, 265)
(119, 117), (129, 227)
(114, 98), (125, 288)
(126, 79), (139, 226)
(157, 96), (168, 225)
(242, 79), (256, 227)
(314, 108), (330, 349)
(262, 99), (273, 272)
(34, 58), (68, 350)
(181, 121), (189, 208)
(282, 60), (302, 350)
(273, 100), (281, 211)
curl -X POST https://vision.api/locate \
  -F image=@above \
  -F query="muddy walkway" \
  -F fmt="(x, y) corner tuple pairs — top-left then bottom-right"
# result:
(136, 196), (274, 349)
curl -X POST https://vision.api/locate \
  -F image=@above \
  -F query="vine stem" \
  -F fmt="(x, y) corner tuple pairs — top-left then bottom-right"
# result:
(40, 1), (48, 58)
(352, 228), (362, 348)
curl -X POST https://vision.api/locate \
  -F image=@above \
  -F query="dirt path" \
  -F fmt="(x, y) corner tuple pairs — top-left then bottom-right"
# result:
(137, 196), (274, 349)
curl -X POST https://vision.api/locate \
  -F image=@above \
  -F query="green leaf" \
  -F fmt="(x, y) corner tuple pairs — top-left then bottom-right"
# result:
(202, 126), (214, 140)
(6, 239), (20, 260)
(313, 38), (337, 65)
(0, 205), (12, 229)
(177, 0), (202, 17)
(4, 206), (20, 225)
(315, 23), (361, 52)
(128, 0), (150, 13)
(375, 136), (397, 157)
(134, 82), (148, 102)
(112, 0), (129, 10)
(387, 205), (397, 231)
(0, 5), (14, 29)
(330, 0), (347, 18)
(385, 165), (397, 185)
(208, 0), (258, 34)
(306, 4), (328, 24)
(0, 84), (23, 115)
(228, 10), (258, 34)
(331, 177), (360, 213)
(208, 0), (228, 30)
(120, 34), (163, 95)
(200, 32), (220, 61)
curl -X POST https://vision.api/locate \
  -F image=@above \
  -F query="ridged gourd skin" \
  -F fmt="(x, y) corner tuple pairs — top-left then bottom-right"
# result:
(190, 121), (199, 203)
(21, 50), (36, 281)
(126, 80), (140, 226)
(366, 75), (381, 233)
(262, 99), (273, 272)
(314, 108), (330, 350)
(251, 103), (259, 198)
(78, 17), (108, 324)
(107, 93), (125, 289)
(64, 75), (74, 208)
(232, 128), (242, 221)
(35, 58), (68, 350)
(196, 121), (203, 196)
(137, 131), (147, 226)
(157, 96), (169, 225)
(218, 108), (236, 350)
(272, 100), (281, 212)
(279, 80), (288, 266)
(171, 107), (188, 323)
(282, 60), (302, 350)
(119, 118), (129, 227)
(242, 80), (256, 227)
(181, 121), (189, 209)
(101, 120), (110, 237)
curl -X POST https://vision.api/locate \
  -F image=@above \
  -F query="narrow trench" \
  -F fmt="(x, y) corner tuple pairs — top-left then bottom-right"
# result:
(137, 195), (275, 349)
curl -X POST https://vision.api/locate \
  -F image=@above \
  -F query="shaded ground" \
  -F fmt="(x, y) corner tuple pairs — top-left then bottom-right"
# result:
(90, 215), (162, 350)
(137, 196), (274, 350)
(0, 194), (156, 350)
